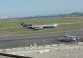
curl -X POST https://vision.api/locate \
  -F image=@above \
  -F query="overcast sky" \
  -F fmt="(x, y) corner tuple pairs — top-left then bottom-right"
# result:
(0, 0), (83, 17)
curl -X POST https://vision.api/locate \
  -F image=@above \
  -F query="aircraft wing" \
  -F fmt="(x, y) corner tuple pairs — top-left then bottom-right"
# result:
(31, 26), (43, 30)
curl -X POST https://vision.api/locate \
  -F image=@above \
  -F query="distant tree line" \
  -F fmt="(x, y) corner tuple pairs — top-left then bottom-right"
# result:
(27, 12), (83, 19)
(1, 12), (83, 20)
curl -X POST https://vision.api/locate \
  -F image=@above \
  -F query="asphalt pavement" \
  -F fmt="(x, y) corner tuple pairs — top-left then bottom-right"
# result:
(0, 29), (83, 49)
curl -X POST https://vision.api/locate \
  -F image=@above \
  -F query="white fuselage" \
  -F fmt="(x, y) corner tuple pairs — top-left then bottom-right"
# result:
(31, 24), (58, 28)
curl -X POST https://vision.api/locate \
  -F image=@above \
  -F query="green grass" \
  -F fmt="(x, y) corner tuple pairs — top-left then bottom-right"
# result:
(0, 16), (83, 36)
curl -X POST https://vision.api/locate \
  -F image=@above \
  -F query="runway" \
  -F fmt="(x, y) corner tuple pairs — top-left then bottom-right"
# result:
(0, 29), (83, 49)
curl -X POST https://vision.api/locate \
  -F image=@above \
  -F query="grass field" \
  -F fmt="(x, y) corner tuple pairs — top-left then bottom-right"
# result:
(0, 16), (83, 36)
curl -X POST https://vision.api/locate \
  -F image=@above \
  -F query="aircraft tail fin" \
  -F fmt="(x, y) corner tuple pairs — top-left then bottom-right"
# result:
(20, 22), (32, 28)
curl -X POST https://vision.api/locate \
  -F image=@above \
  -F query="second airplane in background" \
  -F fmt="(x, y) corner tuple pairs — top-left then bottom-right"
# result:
(20, 22), (58, 30)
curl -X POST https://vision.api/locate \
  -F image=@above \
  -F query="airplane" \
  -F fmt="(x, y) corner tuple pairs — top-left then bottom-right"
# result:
(20, 22), (58, 30)
(60, 35), (79, 42)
